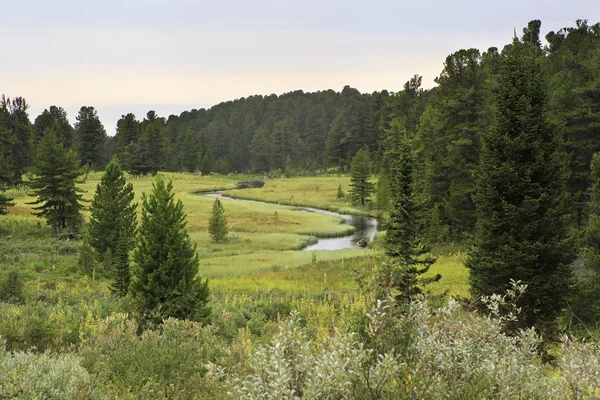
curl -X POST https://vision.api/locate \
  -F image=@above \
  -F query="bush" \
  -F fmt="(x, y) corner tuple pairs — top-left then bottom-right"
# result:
(79, 314), (229, 399)
(0, 270), (25, 303)
(0, 338), (91, 399)
(222, 312), (400, 399)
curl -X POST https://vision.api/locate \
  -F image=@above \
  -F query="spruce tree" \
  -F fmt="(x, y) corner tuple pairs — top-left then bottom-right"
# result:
(0, 153), (14, 215)
(74, 106), (107, 169)
(28, 132), (85, 234)
(131, 177), (210, 324)
(383, 129), (439, 302)
(208, 198), (229, 243)
(467, 40), (575, 330)
(348, 147), (374, 206)
(87, 157), (137, 296)
(88, 157), (137, 255)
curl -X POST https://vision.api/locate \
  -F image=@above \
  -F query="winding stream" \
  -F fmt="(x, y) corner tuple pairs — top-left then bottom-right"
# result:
(203, 192), (378, 251)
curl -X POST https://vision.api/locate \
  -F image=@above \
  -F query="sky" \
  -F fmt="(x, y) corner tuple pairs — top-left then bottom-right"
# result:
(1, 0), (599, 135)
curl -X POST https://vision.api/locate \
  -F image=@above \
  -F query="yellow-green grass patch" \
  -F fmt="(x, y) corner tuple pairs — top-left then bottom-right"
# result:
(222, 176), (372, 215)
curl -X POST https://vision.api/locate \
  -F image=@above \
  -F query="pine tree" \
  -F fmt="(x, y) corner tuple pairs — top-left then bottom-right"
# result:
(0, 152), (14, 215)
(74, 106), (107, 169)
(336, 184), (344, 199)
(131, 177), (210, 324)
(110, 238), (132, 297)
(87, 157), (137, 255)
(349, 148), (374, 206)
(382, 131), (439, 302)
(87, 157), (137, 296)
(375, 172), (391, 213)
(467, 40), (575, 330)
(208, 198), (229, 243)
(1, 96), (32, 182)
(28, 132), (85, 234)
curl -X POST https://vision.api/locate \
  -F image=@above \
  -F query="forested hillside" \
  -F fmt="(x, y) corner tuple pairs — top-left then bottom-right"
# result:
(1, 19), (599, 239)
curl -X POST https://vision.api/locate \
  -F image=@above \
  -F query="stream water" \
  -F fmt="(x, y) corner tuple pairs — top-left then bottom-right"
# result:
(203, 192), (378, 251)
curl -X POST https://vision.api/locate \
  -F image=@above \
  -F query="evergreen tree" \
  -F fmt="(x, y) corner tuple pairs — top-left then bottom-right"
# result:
(467, 40), (575, 330)
(33, 106), (74, 149)
(87, 157), (137, 296)
(115, 113), (140, 162)
(28, 132), (85, 234)
(200, 152), (214, 176)
(382, 131), (439, 302)
(0, 151), (14, 215)
(110, 238), (132, 297)
(336, 184), (344, 200)
(208, 198), (229, 243)
(375, 172), (391, 213)
(348, 148), (374, 206)
(131, 177), (210, 324)
(1, 96), (32, 182)
(74, 106), (107, 168)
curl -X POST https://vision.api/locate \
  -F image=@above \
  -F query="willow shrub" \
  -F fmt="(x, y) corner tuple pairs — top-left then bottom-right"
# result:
(0, 339), (91, 399)
(217, 282), (600, 399)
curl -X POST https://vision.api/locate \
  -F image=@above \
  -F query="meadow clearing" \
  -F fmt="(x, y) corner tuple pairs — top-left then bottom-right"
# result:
(1, 172), (468, 298)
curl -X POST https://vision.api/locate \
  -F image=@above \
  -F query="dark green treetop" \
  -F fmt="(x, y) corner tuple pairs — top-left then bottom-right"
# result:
(74, 106), (107, 169)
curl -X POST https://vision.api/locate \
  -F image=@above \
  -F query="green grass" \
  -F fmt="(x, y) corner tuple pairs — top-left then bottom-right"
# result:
(3, 172), (470, 299)
(222, 176), (372, 215)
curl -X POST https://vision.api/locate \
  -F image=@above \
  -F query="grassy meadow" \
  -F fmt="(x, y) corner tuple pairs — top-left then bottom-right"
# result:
(1, 172), (468, 297)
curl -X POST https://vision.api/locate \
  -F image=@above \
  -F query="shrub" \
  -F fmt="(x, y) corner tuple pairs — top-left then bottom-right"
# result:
(0, 338), (91, 399)
(80, 314), (228, 399)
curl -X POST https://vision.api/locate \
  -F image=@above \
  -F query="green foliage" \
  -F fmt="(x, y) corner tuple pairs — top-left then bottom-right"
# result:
(0, 95), (32, 182)
(208, 198), (229, 243)
(426, 203), (448, 246)
(546, 20), (600, 225)
(0, 341), (91, 399)
(87, 157), (137, 296)
(227, 312), (400, 399)
(382, 131), (439, 302)
(336, 184), (344, 199)
(200, 152), (214, 175)
(467, 40), (576, 330)
(131, 177), (210, 325)
(0, 270), (24, 303)
(79, 314), (226, 399)
(375, 172), (391, 213)
(33, 106), (74, 149)
(0, 191), (14, 216)
(74, 106), (106, 169)
(28, 131), (85, 234)
(349, 148), (374, 206)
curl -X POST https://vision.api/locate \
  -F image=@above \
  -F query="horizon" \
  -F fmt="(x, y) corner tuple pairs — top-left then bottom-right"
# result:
(3, 0), (599, 134)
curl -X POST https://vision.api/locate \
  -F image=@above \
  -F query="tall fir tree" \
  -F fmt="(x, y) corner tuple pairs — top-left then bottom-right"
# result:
(348, 147), (374, 206)
(208, 198), (229, 243)
(28, 132), (85, 234)
(87, 157), (137, 296)
(1, 96), (32, 182)
(131, 177), (210, 324)
(74, 106), (107, 169)
(467, 40), (576, 330)
(382, 129), (439, 302)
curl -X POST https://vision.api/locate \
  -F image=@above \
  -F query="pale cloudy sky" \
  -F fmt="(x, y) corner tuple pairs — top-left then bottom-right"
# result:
(1, 0), (598, 134)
